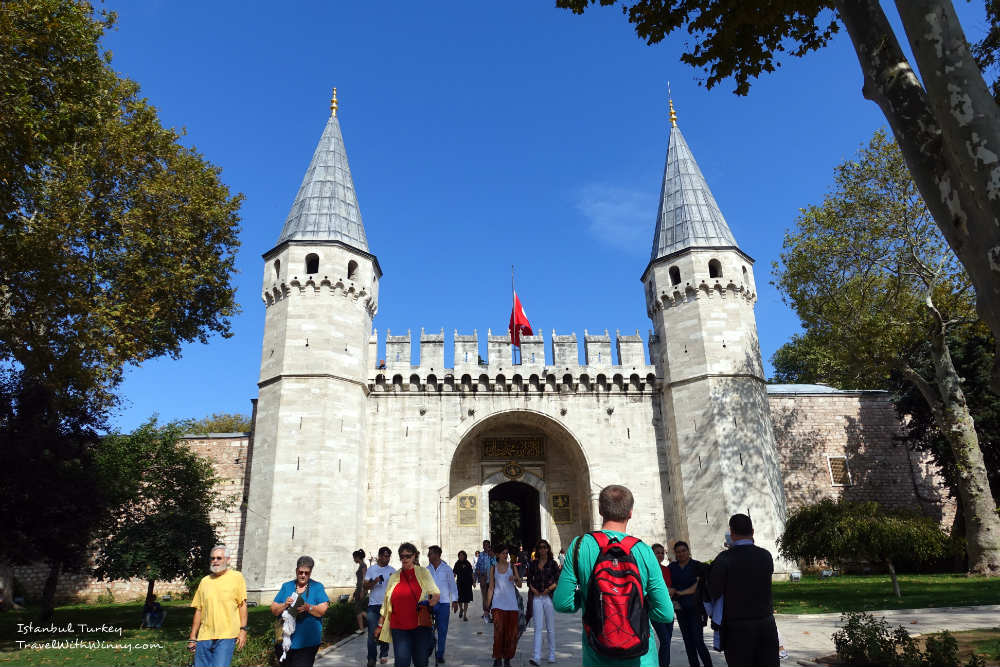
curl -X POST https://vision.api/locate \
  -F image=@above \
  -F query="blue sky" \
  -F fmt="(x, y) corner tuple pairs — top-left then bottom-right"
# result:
(101, 1), (989, 432)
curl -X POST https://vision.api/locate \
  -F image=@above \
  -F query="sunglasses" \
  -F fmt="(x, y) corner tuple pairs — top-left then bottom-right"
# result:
(399, 553), (415, 559)
(296, 570), (311, 576)
(210, 556), (225, 561)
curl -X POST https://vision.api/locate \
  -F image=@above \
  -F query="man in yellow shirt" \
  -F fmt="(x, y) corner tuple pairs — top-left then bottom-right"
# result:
(188, 545), (248, 667)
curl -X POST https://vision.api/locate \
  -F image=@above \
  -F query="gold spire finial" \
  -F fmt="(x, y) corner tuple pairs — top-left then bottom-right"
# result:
(330, 87), (338, 116)
(668, 82), (677, 127)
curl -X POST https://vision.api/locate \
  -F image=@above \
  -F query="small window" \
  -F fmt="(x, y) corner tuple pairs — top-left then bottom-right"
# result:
(669, 266), (681, 286)
(828, 456), (852, 486)
(273, 259), (280, 279)
(347, 260), (358, 280)
(742, 266), (750, 285)
(708, 259), (723, 278)
(305, 253), (319, 274)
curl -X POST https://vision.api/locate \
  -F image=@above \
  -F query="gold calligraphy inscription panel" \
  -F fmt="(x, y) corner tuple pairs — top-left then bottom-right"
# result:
(551, 494), (572, 524)
(482, 437), (544, 460)
(458, 494), (478, 526)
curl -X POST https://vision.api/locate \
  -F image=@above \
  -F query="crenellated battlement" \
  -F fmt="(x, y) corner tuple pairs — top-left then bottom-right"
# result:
(262, 275), (378, 317)
(370, 367), (659, 394)
(648, 278), (755, 315)
(369, 328), (656, 375)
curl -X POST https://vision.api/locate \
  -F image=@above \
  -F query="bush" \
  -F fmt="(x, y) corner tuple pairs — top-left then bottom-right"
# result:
(324, 600), (357, 641)
(95, 587), (115, 605)
(833, 613), (987, 667)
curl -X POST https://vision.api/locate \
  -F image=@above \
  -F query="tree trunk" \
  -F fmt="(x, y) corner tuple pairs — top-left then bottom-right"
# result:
(887, 559), (902, 599)
(146, 578), (155, 601)
(903, 322), (1000, 575)
(837, 0), (1000, 388)
(0, 562), (13, 612)
(40, 561), (60, 622)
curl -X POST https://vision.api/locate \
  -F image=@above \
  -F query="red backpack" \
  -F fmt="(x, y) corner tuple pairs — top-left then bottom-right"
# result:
(574, 531), (650, 659)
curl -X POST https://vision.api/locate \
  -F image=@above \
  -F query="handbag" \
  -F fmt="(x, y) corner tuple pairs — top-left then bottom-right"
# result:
(416, 603), (433, 628)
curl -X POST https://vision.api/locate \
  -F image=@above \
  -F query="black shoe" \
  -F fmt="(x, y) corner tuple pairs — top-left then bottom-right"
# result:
(493, 660), (501, 667)
(530, 661), (540, 666)
(503, 660), (511, 667)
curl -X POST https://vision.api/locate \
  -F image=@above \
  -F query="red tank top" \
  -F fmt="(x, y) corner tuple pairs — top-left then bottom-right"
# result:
(389, 568), (420, 630)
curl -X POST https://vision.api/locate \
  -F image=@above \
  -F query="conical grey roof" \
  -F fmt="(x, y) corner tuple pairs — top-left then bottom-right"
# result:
(277, 112), (369, 251)
(650, 124), (737, 260)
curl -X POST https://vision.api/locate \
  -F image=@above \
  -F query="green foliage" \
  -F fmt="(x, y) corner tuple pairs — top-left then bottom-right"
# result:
(489, 500), (521, 548)
(779, 499), (949, 597)
(556, 0), (839, 96)
(772, 129), (973, 385)
(1, 0), (242, 415)
(833, 612), (920, 666)
(184, 413), (252, 434)
(91, 419), (223, 588)
(833, 613), (988, 667)
(894, 324), (1000, 510)
(324, 600), (358, 640)
(0, 0), (241, 614)
(94, 588), (114, 605)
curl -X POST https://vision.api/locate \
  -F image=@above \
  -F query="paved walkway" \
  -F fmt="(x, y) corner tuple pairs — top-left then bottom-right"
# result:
(315, 591), (1000, 666)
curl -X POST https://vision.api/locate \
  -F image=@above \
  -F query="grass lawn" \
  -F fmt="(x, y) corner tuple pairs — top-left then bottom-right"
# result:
(774, 573), (1000, 614)
(0, 598), (356, 667)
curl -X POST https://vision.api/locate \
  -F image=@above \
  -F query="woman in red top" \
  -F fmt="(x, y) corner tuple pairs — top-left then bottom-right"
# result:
(376, 543), (440, 667)
(651, 543), (675, 667)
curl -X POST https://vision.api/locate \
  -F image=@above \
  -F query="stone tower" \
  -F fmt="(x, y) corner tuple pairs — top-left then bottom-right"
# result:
(243, 91), (381, 598)
(643, 103), (788, 560)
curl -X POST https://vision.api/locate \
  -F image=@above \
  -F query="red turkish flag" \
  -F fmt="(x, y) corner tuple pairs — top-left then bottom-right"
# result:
(509, 291), (533, 347)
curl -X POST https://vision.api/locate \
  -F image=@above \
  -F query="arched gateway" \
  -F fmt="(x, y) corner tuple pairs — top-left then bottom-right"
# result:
(446, 410), (594, 556)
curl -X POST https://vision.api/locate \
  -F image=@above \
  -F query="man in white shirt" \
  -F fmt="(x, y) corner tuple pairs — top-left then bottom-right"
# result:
(427, 545), (459, 665)
(363, 547), (396, 667)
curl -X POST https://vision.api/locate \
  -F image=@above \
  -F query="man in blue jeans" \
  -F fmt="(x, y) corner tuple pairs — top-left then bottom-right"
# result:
(427, 545), (459, 664)
(363, 547), (396, 667)
(668, 541), (712, 667)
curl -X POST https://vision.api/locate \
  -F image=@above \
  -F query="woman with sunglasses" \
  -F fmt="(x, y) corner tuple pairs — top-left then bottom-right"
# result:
(486, 544), (523, 667)
(527, 539), (560, 665)
(270, 555), (329, 667)
(376, 543), (440, 667)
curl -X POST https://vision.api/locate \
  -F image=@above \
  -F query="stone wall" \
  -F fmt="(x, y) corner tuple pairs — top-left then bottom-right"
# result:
(768, 390), (955, 526)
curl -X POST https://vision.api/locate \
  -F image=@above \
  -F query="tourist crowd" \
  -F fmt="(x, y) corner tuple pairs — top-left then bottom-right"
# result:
(183, 485), (782, 667)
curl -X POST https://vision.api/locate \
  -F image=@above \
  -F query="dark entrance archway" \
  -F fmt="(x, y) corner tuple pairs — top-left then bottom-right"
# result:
(489, 481), (540, 551)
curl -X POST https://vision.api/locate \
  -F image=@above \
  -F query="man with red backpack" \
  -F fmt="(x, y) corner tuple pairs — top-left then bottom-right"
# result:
(554, 485), (674, 666)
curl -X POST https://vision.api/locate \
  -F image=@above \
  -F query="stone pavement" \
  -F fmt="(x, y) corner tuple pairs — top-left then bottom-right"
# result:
(314, 591), (1000, 667)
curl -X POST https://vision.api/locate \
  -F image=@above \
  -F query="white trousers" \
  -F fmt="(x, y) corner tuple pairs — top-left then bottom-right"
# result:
(532, 594), (556, 661)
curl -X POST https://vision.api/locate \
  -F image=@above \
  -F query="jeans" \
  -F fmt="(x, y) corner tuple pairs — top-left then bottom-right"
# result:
(194, 638), (236, 667)
(652, 619), (675, 666)
(433, 602), (450, 660)
(367, 605), (390, 662)
(531, 593), (556, 662)
(390, 627), (433, 667)
(676, 606), (712, 667)
(284, 644), (320, 667)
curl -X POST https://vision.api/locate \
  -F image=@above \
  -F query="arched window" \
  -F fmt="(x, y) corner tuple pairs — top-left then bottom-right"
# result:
(273, 259), (280, 280)
(305, 253), (319, 274)
(708, 259), (723, 278)
(669, 266), (681, 286)
(742, 266), (750, 285)
(347, 260), (358, 280)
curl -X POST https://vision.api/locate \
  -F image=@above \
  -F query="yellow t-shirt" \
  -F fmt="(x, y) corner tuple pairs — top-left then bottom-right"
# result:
(191, 569), (247, 640)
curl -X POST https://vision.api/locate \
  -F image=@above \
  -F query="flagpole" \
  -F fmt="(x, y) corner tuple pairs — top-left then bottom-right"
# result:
(511, 264), (518, 364)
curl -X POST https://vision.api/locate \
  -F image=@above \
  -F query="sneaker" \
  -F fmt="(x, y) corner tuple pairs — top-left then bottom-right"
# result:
(779, 647), (789, 660)
(530, 660), (540, 666)
(503, 660), (511, 667)
(354, 629), (365, 635)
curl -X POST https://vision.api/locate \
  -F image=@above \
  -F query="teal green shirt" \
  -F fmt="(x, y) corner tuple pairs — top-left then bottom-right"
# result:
(553, 531), (675, 666)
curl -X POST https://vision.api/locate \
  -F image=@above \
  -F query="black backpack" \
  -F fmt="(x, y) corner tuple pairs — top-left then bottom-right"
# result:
(574, 531), (650, 659)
